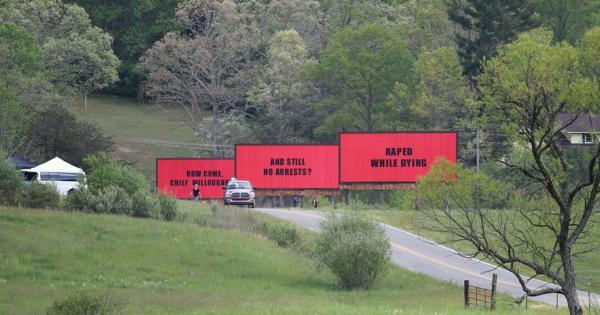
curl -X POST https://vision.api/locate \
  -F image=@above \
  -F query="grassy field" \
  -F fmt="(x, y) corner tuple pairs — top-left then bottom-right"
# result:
(0, 205), (565, 314)
(72, 95), (198, 184)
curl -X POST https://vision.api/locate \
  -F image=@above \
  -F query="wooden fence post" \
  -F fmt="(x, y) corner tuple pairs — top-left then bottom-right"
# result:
(464, 280), (470, 307)
(491, 273), (497, 310)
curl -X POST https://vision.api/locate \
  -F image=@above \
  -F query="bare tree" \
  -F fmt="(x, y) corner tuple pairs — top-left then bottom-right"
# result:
(418, 29), (600, 315)
(142, 0), (259, 156)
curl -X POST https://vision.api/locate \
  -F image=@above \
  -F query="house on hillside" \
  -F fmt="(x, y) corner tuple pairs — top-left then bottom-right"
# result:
(557, 113), (600, 147)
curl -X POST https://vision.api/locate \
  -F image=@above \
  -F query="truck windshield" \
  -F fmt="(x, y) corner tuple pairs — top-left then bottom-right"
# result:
(228, 182), (250, 189)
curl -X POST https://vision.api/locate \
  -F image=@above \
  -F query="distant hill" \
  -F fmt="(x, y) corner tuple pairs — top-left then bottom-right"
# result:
(72, 95), (201, 185)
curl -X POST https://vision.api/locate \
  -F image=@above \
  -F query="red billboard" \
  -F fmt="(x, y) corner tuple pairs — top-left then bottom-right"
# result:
(235, 145), (339, 189)
(339, 132), (457, 183)
(156, 159), (234, 199)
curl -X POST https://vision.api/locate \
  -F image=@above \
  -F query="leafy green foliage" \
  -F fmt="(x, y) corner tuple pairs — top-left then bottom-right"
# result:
(0, 0), (119, 97)
(131, 189), (161, 219)
(316, 212), (390, 290)
(69, 0), (181, 96)
(387, 189), (417, 211)
(308, 22), (414, 139)
(0, 85), (28, 154)
(64, 188), (96, 213)
(417, 158), (511, 211)
(83, 153), (147, 196)
(0, 22), (41, 77)
(479, 29), (599, 141)
(24, 106), (114, 166)
(263, 221), (300, 248)
(158, 193), (177, 221)
(247, 30), (317, 143)
(388, 47), (472, 130)
(0, 151), (22, 206)
(532, 0), (600, 43)
(21, 183), (60, 209)
(448, 0), (539, 79)
(94, 186), (133, 215)
(46, 290), (121, 315)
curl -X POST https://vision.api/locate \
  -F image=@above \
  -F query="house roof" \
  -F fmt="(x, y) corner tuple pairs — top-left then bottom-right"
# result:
(21, 157), (85, 174)
(557, 113), (600, 133)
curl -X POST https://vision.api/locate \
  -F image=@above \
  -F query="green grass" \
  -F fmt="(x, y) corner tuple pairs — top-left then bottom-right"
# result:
(0, 206), (564, 314)
(71, 95), (197, 184)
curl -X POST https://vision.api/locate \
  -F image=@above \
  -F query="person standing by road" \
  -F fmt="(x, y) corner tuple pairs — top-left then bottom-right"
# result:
(190, 183), (201, 203)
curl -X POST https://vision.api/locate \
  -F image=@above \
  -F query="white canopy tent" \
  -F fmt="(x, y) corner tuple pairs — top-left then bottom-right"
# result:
(22, 157), (85, 175)
(21, 157), (85, 195)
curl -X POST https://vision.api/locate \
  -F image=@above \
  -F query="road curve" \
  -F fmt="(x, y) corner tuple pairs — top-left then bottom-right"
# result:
(253, 208), (599, 307)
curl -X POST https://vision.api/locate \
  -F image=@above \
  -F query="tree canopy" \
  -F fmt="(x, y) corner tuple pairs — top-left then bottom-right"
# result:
(308, 22), (414, 140)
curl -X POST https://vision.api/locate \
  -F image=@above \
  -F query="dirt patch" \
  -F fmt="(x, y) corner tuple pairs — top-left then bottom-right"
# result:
(116, 145), (139, 153)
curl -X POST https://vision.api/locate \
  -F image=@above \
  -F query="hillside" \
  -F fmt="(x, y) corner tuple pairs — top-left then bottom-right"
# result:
(72, 95), (199, 184)
(0, 207), (562, 314)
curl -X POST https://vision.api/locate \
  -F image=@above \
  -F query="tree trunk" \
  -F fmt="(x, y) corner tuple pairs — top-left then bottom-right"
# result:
(137, 80), (145, 102)
(562, 249), (583, 315)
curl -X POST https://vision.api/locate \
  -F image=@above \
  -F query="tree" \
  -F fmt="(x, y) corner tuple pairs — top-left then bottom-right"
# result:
(448, 0), (539, 80)
(68, 0), (181, 97)
(0, 85), (28, 155)
(247, 30), (317, 143)
(0, 23), (39, 154)
(420, 29), (600, 315)
(532, 0), (600, 44)
(142, 0), (260, 156)
(241, 0), (325, 56)
(319, 0), (398, 30)
(307, 23), (414, 140)
(0, 0), (120, 104)
(24, 105), (114, 166)
(388, 47), (472, 130)
(0, 22), (41, 79)
(0, 22), (64, 113)
(396, 0), (458, 55)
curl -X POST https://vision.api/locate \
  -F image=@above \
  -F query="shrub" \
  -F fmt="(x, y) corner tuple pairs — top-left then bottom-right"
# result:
(131, 189), (160, 219)
(0, 154), (23, 205)
(84, 153), (148, 195)
(263, 221), (300, 247)
(158, 193), (177, 221)
(316, 212), (390, 290)
(64, 188), (96, 213)
(22, 183), (60, 209)
(388, 189), (417, 210)
(46, 290), (121, 315)
(94, 186), (132, 215)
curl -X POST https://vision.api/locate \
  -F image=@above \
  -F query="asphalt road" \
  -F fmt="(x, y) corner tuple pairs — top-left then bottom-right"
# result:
(253, 207), (599, 307)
